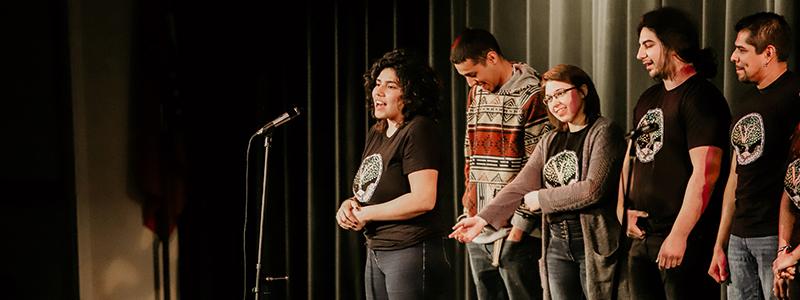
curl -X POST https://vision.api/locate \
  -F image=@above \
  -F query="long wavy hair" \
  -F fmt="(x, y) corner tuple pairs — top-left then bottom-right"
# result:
(363, 49), (441, 132)
(638, 7), (717, 79)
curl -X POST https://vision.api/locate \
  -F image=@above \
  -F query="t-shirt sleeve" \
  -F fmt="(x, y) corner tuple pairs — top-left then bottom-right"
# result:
(402, 118), (441, 174)
(782, 86), (800, 131)
(682, 85), (731, 149)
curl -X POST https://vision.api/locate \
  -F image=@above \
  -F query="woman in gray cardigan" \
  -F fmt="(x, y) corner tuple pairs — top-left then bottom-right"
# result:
(451, 64), (625, 300)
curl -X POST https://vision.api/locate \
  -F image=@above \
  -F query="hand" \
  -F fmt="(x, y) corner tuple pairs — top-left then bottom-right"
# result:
(657, 232), (687, 270)
(336, 199), (365, 231)
(626, 209), (648, 239)
(507, 226), (524, 242)
(779, 266), (797, 281)
(707, 246), (729, 283)
(774, 273), (791, 299)
(352, 206), (369, 231)
(523, 191), (540, 212)
(774, 250), (798, 278)
(449, 216), (488, 243)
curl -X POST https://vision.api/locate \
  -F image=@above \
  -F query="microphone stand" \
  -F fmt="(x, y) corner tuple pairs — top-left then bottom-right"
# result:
(252, 130), (289, 300)
(622, 126), (654, 207)
(614, 135), (637, 300)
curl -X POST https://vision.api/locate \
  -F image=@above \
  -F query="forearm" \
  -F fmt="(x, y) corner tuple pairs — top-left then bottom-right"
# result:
(714, 160), (737, 250)
(671, 184), (705, 239)
(461, 158), (473, 216)
(673, 146), (722, 239)
(617, 140), (633, 223)
(779, 192), (796, 248)
(362, 192), (435, 221)
(478, 157), (543, 229)
(538, 179), (603, 213)
(462, 128), (474, 216)
(617, 177), (625, 224)
(477, 181), (530, 229)
(361, 169), (438, 222)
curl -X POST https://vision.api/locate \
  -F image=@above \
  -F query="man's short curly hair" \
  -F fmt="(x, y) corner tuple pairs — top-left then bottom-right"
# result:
(363, 49), (441, 132)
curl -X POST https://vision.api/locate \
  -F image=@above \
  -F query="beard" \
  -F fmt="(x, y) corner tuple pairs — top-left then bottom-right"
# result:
(651, 59), (676, 81)
(736, 68), (756, 83)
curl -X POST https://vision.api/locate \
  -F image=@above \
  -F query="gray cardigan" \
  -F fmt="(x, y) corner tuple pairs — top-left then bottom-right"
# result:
(478, 116), (625, 300)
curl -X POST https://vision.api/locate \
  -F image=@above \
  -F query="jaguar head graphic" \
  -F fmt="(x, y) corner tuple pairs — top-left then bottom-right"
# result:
(635, 109), (664, 163)
(731, 113), (764, 165)
(353, 154), (382, 203)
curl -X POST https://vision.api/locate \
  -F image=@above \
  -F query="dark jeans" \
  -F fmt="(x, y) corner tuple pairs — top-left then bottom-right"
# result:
(546, 219), (587, 300)
(365, 238), (450, 300)
(466, 234), (542, 300)
(627, 233), (718, 300)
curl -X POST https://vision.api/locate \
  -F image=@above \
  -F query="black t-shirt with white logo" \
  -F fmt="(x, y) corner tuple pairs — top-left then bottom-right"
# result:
(544, 120), (592, 223)
(731, 71), (800, 237)
(630, 75), (731, 235)
(787, 157), (800, 211)
(352, 116), (443, 250)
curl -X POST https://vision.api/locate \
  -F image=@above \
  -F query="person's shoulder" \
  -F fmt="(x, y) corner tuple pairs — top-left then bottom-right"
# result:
(781, 70), (800, 83)
(592, 117), (624, 136)
(510, 63), (542, 86)
(364, 123), (383, 140)
(639, 82), (665, 98)
(682, 76), (727, 105)
(684, 76), (722, 94)
(593, 116), (616, 128)
(366, 123), (380, 135)
(777, 71), (800, 93)
(405, 116), (437, 132)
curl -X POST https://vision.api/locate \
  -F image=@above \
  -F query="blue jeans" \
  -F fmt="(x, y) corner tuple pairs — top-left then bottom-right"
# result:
(466, 235), (542, 300)
(546, 219), (587, 300)
(727, 234), (777, 300)
(365, 238), (450, 300)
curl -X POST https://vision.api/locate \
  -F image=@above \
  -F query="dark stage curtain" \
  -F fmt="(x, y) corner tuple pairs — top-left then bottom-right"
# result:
(171, 1), (800, 299)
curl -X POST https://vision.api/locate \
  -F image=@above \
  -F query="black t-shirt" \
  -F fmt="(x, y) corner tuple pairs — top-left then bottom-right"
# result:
(544, 120), (592, 222)
(352, 116), (443, 250)
(731, 71), (800, 237)
(630, 75), (731, 235)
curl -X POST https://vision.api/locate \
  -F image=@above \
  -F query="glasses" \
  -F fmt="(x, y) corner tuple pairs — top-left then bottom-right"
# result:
(543, 86), (577, 105)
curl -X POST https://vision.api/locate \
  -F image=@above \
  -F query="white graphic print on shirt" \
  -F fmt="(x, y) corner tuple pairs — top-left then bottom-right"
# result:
(635, 108), (664, 163)
(787, 158), (800, 210)
(731, 113), (765, 165)
(543, 150), (579, 188)
(353, 154), (382, 203)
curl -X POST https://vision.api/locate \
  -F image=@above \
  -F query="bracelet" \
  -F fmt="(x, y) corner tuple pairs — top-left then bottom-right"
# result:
(778, 245), (792, 254)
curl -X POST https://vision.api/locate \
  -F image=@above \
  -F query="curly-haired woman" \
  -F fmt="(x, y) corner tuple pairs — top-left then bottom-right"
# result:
(336, 48), (449, 300)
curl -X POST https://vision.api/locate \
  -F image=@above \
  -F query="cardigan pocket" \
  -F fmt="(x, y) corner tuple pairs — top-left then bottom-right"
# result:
(587, 241), (619, 284)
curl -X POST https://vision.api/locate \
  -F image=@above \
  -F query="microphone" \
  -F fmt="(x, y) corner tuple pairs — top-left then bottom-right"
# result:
(625, 123), (659, 140)
(255, 106), (302, 135)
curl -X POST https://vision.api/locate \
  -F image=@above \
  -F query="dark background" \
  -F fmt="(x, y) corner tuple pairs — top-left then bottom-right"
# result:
(3, 0), (466, 299)
(6, 0), (800, 299)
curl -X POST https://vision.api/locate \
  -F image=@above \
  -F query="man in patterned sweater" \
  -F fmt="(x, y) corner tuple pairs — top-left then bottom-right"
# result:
(451, 28), (551, 300)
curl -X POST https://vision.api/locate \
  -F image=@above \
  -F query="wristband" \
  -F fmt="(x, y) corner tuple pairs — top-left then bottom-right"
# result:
(778, 245), (792, 254)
